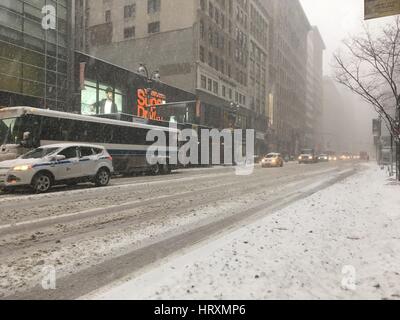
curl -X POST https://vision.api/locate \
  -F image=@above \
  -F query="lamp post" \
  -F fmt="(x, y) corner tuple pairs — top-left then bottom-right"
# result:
(138, 64), (161, 119)
(229, 102), (240, 129)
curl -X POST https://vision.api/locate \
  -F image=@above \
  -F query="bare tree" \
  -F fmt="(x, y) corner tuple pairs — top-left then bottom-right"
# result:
(334, 17), (400, 179)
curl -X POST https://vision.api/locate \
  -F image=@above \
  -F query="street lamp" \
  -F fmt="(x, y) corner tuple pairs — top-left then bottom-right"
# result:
(138, 64), (161, 119)
(229, 102), (240, 128)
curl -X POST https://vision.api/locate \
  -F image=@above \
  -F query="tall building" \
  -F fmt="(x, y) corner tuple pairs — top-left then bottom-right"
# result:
(0, 0), (75, 110)
(75, 0), (272, 154)
(263, 0), (311, 155)
(305, 26), (325, 151)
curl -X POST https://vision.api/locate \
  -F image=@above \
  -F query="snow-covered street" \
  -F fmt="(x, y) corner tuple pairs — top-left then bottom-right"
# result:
(0, 161), (361, 299)
(86, 164), (400, 300)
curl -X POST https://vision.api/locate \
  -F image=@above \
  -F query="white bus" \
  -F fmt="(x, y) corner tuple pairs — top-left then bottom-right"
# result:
(0, 107), (178, 175)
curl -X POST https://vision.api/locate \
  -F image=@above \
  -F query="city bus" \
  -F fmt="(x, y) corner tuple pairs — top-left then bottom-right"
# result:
(0, 107), (179, 175)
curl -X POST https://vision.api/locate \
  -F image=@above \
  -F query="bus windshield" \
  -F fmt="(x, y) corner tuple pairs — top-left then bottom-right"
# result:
(0, 118), (18, 145)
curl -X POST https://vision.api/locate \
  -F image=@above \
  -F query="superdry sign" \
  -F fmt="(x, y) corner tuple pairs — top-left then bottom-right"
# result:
(365, 0), (400, 20)
(137, 89), (166, 121)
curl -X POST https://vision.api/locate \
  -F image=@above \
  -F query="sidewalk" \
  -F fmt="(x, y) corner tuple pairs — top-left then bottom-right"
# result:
(86, 163), (400, 300)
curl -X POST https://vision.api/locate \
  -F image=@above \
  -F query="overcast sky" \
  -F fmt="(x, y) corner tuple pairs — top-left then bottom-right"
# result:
(300, 0), (393, 76)
(299, 0), (395, 147)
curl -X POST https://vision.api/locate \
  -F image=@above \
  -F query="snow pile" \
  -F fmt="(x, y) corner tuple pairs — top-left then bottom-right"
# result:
(87, 164), (400, 300)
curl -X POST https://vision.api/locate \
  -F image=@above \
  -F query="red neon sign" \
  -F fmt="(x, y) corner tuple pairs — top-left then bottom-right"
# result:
(137, 89), (166, 121)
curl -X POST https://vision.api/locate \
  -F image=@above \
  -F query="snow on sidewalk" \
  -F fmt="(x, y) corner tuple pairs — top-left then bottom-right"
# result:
(87, 164), (400, 300)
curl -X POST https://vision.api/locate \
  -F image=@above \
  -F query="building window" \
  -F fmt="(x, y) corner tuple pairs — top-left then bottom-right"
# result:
(199, 46), (205, 62)
(105, 10), (111, 23)
(148, 0), (161, 14)
(81, 81), (125, 115)
(148, 21), (160, 34)
(200, 0), (206, 10)
(201, 75), (207, 89)
(209, 2), (214, 18)
(124, 4), (136, 18)
(124, 26), (135, 39)
(208, 52), (213, 67)
(208, 79), (213, 91)
(229, 88), (233, 99)
(200, 20), (205, 39)
(222, 85), (226, 97)
(213, 81), (219, 95)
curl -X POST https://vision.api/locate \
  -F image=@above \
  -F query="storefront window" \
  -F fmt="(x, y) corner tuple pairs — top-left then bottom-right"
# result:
(81, 80), (124, 115)
(81, 80), (97, 115)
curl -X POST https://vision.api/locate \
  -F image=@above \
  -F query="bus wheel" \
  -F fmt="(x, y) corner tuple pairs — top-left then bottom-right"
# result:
(152, 164), (161, 175)
(32, 172), (52, 194)
(95, 168), (111, 187)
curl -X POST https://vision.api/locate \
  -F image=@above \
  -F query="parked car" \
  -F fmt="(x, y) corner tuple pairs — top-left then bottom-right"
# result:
(261, 153), (284, 168)
(318, 154), (329, 162)
(0, 143), (114, 193)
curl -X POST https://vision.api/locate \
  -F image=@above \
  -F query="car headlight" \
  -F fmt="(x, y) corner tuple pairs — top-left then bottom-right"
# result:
(13, 165), (32, 171)
(309, 156), (313, 160)
(298, 156), (301, 160)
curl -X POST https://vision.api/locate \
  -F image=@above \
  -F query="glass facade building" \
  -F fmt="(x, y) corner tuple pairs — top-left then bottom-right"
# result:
(0, 0), (72, 110)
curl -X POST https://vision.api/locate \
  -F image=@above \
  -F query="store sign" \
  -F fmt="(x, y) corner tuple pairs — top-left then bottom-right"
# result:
(137, 89), (166, 121)
(365, 0), (400, 20)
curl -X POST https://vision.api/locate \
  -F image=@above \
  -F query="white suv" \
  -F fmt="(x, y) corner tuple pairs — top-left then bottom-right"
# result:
(0, 143), (114, 193)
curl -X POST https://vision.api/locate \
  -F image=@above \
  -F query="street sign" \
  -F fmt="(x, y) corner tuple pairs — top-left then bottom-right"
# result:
(365, 0), (400, 20)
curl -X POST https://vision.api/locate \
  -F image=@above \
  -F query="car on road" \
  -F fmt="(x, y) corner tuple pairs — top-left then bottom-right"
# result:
(318, 154), (329, 162)
(0, 143), (114, 193)
(261, 153), (284, 168)
(339, 153), (351, 161)
(298, 149), (318, 164)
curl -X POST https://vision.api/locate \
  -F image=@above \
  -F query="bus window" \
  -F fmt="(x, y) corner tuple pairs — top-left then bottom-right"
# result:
(0, 115), (40, 146)
(41, 117), (63, 142)
(0, 118), (17, 145)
